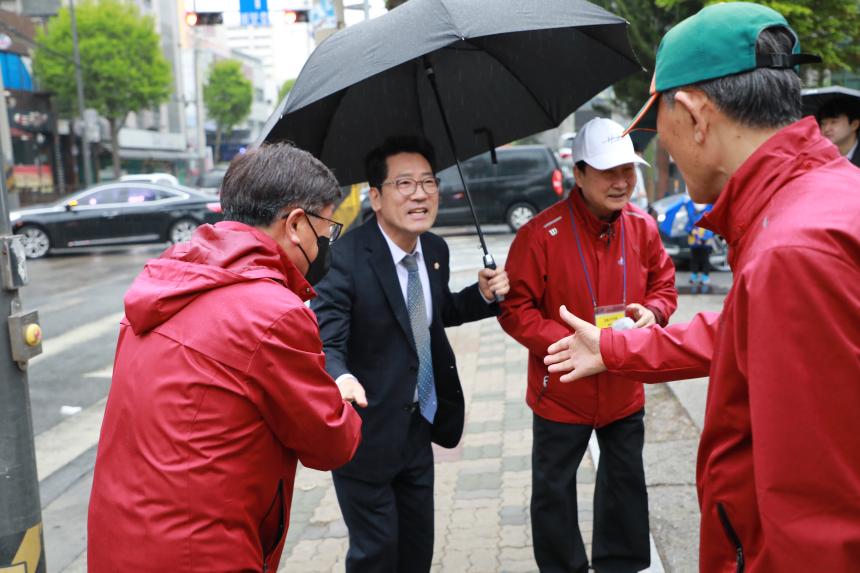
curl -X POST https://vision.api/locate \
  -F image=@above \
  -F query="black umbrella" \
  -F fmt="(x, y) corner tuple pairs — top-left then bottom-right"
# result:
(801, 85), (860, 118)
(260, 0), (641, 267)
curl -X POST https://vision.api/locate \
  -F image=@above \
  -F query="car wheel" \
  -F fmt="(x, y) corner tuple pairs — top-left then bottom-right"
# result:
(16, 225), (51, 259)
(168, 219), (199, 244)
(708, 235), (730, 272)
(506, 202), (537, 232)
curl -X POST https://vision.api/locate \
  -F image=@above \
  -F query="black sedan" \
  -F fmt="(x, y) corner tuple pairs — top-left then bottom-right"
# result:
(10, 182), (223, 259)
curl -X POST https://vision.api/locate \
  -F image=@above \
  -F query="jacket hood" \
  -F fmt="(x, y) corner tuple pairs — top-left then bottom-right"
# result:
(700, 117), (839, 249)
(124, 221), (314, 335)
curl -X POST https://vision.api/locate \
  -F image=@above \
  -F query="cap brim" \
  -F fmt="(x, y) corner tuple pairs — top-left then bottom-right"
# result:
(585, 151), (650, 171)
(623, 92), (660, 136)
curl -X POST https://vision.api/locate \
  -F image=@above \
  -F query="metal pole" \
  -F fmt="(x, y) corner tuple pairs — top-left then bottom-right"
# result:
(194, 27), (207, 177)
(0, 69), (47, 573)
(363, 0), (370, 20)
(69, 0), (93, 188)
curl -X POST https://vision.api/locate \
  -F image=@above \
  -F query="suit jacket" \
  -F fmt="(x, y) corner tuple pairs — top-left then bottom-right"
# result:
(311, 220), (499, 482)
(850, 145), (860, 168)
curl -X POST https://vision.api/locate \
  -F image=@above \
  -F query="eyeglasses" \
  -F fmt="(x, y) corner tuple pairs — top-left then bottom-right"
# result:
(381, 176), (440, 196)
(305, 211), (344, 242)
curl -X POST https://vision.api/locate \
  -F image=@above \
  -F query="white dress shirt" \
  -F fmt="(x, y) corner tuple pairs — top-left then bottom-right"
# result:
(335, 225), (433, 388)
(378, 223), (433, 324)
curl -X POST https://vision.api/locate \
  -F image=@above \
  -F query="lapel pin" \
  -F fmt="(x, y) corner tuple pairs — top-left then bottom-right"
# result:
(433, 262), (440, 270)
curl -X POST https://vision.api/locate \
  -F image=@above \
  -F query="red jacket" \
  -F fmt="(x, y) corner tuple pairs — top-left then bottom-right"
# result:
(601, 118), (860, 571)
(88, 222), (361, 572)
(500, 190), (677, 426)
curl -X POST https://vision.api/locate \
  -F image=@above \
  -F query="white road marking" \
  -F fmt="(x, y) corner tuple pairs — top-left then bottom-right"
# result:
(30, 312), (124, 365)
(36, 395), (107, 482)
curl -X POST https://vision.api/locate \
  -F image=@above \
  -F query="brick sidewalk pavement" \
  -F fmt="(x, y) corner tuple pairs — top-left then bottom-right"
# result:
(279, 318), (602, 573)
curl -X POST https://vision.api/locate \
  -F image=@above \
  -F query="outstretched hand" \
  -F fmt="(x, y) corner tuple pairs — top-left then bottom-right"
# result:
(544, 305), (607, 383)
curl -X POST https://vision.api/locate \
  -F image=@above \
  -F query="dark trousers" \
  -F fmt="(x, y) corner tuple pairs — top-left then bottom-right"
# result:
(332, 412), (434, 573)
(690, 246), (711, 275)
(531, 410), (650, 573)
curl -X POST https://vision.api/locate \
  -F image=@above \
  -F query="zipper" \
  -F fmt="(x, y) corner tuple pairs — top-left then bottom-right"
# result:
(536, 375), (549, 403)
(716, 502), (745, 573)
(262, 480), (286, 571)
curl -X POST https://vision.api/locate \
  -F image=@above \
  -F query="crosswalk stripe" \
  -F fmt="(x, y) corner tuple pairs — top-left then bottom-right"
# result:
(35, 396), (107, 482)
(30, 312), (124, 366)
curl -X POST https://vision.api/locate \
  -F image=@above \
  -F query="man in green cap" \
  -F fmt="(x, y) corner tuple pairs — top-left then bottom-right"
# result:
(544, 2), (860, 571)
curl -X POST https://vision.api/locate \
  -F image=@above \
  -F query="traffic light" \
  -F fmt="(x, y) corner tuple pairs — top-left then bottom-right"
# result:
(284, 9), (310, 24)
(185, 11), (223, 26)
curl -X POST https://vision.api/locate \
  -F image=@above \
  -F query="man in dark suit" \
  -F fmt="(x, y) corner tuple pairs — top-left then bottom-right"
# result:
(818, 96), (860, 168)
(311, 135), (509, 572)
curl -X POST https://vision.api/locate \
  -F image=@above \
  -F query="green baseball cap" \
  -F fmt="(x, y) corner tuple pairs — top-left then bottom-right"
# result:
(624, 2), (820, 134)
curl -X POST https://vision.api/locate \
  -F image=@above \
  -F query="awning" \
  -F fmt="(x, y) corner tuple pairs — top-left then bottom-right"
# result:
(119, 148), (200, 161)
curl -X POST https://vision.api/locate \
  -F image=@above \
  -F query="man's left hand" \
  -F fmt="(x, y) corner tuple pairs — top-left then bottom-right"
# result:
(479, 267), (510, 300)
(626, 303), (657, 328)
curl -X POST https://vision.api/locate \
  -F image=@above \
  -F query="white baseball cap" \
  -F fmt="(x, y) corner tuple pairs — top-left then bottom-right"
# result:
(572, 118), (650, 170)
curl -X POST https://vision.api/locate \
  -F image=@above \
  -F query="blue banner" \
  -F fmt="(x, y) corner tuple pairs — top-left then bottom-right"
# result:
(239, 0), (270, 26)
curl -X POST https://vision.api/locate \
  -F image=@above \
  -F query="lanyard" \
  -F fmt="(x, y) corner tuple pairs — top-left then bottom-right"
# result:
(566, 202), (627, 310)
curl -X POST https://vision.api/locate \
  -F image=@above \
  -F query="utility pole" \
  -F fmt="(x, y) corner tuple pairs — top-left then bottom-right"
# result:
(69, 0), (94, 188)
(193, 27), (207, 177)
(0, 69), (46, 573)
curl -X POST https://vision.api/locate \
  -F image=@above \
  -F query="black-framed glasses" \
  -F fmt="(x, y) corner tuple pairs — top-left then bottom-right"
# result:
(305, 211), (344, 242)
(381, 176), (440, 196)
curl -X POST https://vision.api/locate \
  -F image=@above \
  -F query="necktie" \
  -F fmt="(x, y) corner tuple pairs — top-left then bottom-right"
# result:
(401, 253), (437, 424)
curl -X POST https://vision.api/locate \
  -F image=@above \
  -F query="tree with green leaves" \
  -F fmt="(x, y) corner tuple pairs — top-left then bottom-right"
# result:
(596, 0), (860, 115)
(278, 78), (297, 102)
(203, 60), (253, 163)
(656, 0), (860, 72)
(33, 0), (172, 179)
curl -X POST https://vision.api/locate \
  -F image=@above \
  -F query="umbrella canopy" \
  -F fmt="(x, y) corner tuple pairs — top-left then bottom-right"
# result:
(260, 0), (642, 186)
(801, 85), (860, 118)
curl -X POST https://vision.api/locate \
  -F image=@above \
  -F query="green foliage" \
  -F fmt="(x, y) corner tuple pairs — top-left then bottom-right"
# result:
(32, 0), (171, 120)
(594, 0), (860, 114)
(655, 0), (860, 72)
(590, 0), (703, 115)
(278, 78), (296, 102)
(204, 60), (253, 135)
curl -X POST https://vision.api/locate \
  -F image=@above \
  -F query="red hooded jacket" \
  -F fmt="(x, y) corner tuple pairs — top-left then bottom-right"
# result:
(500, 190), (677, 426)
(88, 222), (361, 572)
(601, 118), (860, 571)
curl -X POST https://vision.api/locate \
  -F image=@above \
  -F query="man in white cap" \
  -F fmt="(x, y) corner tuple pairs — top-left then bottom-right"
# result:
(499, 117), (677, 573)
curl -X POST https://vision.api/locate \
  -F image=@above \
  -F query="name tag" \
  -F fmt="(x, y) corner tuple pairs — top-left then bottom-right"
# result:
(594, 304), (626, 329)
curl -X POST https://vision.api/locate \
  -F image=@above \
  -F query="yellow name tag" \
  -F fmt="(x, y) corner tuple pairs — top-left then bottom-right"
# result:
(594, 304), (626, 329)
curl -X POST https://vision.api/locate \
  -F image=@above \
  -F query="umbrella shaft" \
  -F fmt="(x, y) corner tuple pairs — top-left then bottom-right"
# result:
(423, 58), (490, 259)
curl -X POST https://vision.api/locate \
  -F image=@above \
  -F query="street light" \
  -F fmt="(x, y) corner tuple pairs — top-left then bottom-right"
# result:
(284, 9), (310, 24)
(185, 12), (223, 26)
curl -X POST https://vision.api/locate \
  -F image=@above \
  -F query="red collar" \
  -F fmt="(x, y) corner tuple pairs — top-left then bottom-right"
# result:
(699, 117), (839, 249)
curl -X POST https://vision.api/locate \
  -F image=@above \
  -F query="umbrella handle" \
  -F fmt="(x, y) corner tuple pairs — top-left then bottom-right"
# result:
(483, 253), (505, 303)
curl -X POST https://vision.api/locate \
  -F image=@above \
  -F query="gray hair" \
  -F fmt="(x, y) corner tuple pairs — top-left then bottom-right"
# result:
(664, 27), (802, 129)
(220, 143), (341, 227)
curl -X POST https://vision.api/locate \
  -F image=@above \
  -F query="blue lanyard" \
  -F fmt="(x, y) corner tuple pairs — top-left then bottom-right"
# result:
(566, 202), (627, 310)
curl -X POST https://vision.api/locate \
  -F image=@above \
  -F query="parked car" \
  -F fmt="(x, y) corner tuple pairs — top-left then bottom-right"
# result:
(360, 145), (572, 231)
(10, 182), (223, 259)
(120, 172), (180, 187)
(557, 132), (576, 165)
(648, 193), (729, 271)
(197, 167), (228, 195)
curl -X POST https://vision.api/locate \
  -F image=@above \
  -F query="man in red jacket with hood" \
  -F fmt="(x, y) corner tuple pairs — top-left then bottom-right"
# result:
(499, 117), (677, 573)
(88, 143), (362, 572)
(546, 3), (860, 571)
